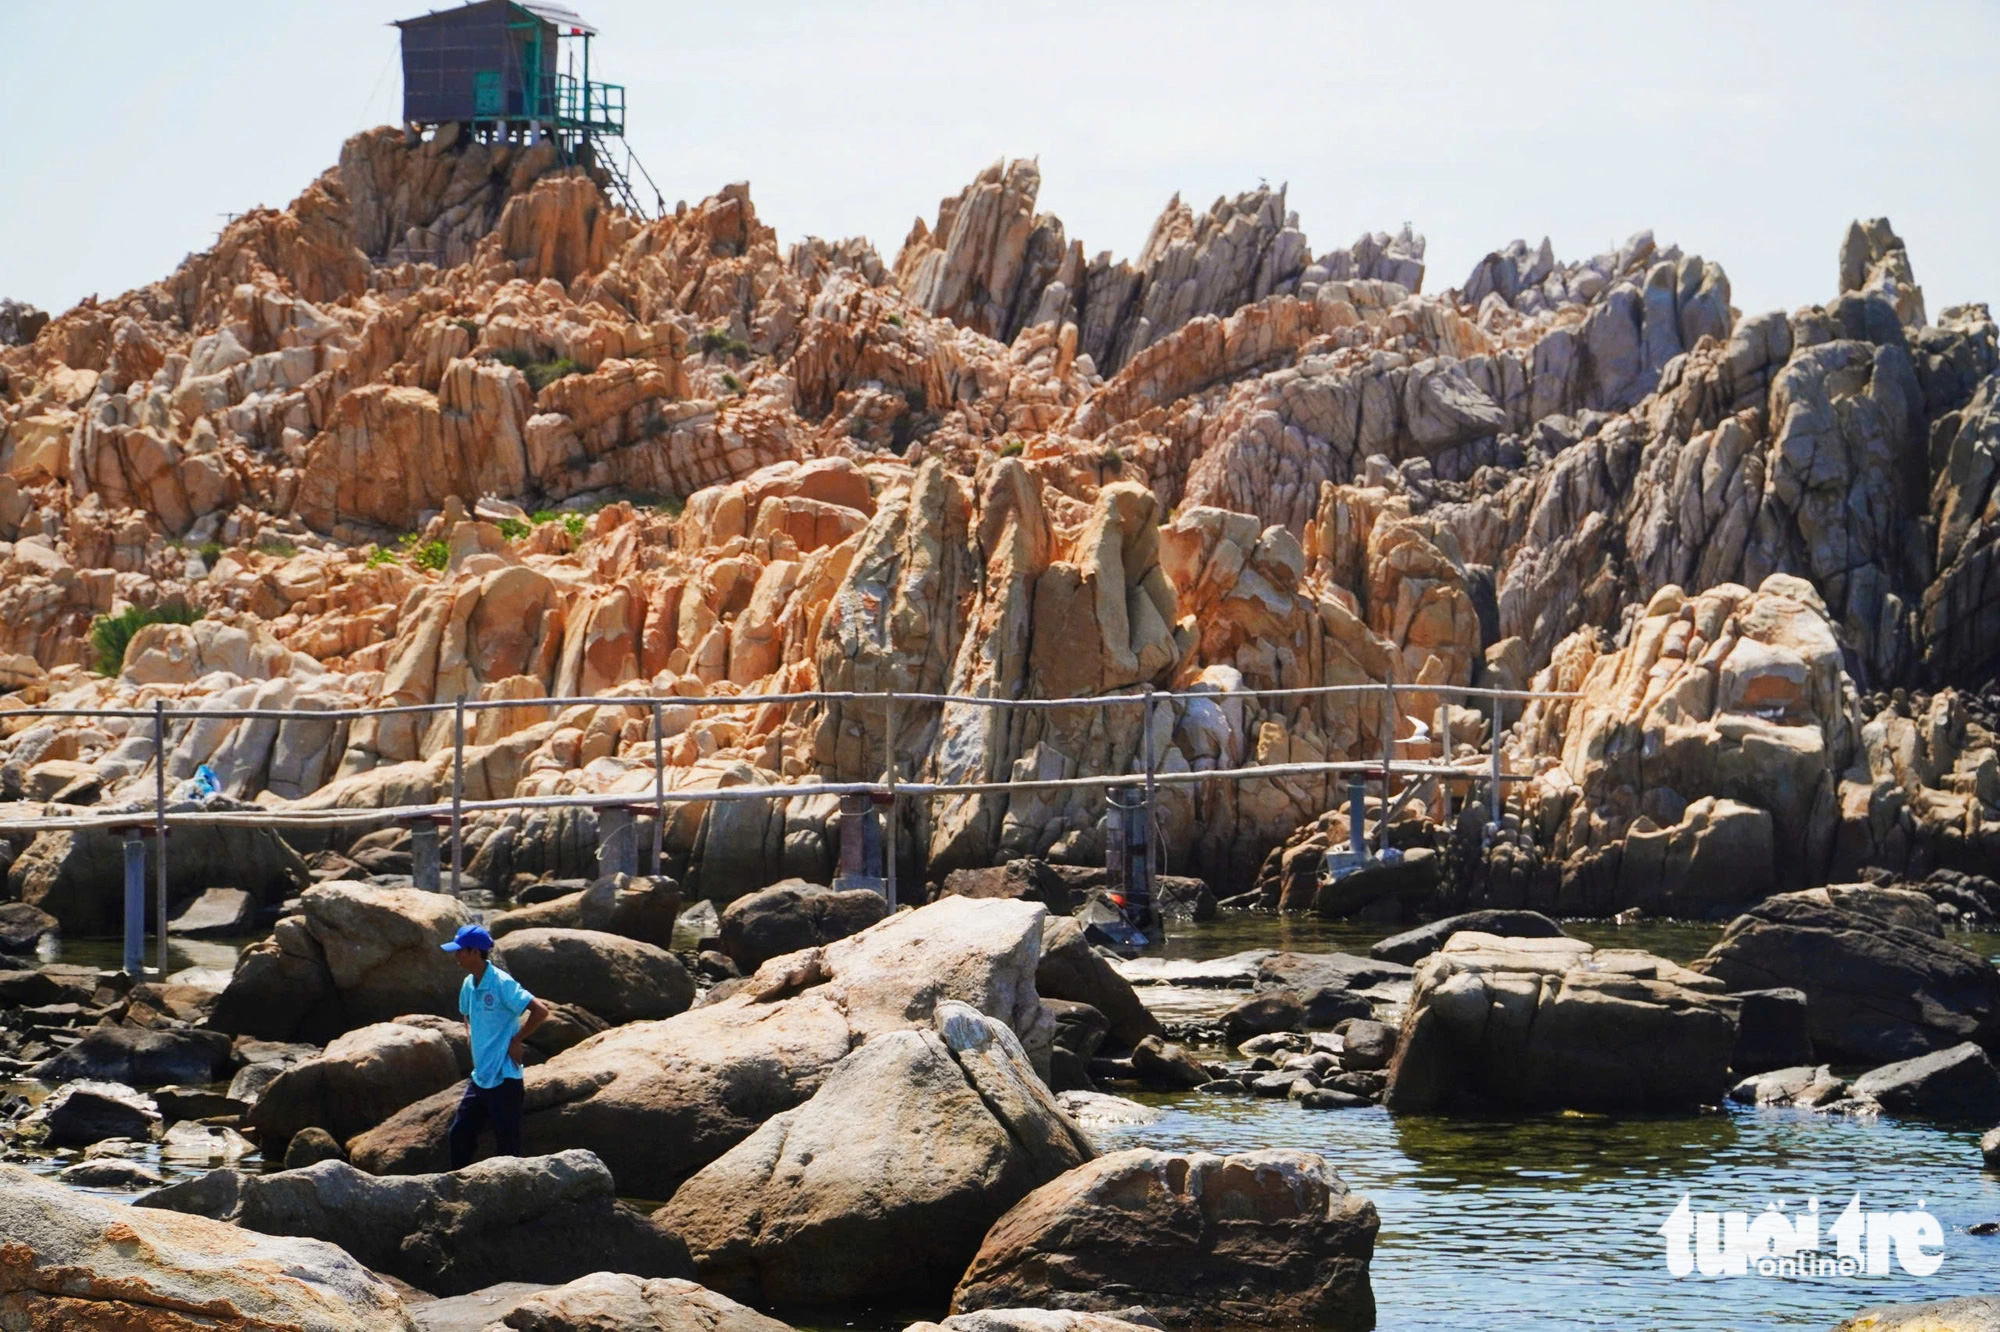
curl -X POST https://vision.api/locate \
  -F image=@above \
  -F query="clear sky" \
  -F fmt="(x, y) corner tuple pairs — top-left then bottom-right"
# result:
(2, 0), (1994, 323)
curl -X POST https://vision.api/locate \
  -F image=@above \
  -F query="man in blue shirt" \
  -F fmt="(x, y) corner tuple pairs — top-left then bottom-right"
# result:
(440, 924), (549, 1168)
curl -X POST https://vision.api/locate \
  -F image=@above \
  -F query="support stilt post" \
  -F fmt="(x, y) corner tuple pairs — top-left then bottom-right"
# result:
(883, 691), (898, 909)
(651, 701), (666, 877)
(450, 695), (465, 897)
(152, 700), (168, 978)
(122, 831), (146, 979)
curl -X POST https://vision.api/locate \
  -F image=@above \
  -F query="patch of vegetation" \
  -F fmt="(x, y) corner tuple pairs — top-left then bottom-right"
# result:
(451, 317), (480, 341)
(999, 437), (1025, 457)
(698, 327), (753, 359)
(496, 517), (532, 541)
(91, 603), (202, 677)
(1098, 446), (1125, 474)
(885, 312), (904, 328)
(656, 495), (686, 519)
(411, 539), (449, 571)
(255, 538), (298, 558)
(366, 546), (400, 568)
(492, 348), (579, 392)
(720, 372), (744, 394)
(197, 540), (225, 563)
(561, 513), (585, 539)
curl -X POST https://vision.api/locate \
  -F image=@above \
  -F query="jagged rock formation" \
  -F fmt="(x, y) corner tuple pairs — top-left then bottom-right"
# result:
(3, 124), (1998, 907)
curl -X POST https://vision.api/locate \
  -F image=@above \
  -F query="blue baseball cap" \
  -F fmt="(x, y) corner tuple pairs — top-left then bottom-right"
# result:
(440, 924), (494, 953)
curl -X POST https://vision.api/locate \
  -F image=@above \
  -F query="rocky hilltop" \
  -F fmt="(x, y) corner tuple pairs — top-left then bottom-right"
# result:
(2, 126), (1997, 917)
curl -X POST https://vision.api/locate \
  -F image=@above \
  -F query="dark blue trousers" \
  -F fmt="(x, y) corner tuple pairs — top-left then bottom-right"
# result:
(446, 1076), (524, 1168)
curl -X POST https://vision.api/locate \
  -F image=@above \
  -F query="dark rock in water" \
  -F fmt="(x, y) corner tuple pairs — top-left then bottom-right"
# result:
(168, 887), (255, 938)
(1851, 1043), (2000, 1121)
(1339, 1020), (1399, 1072)
(1154, 875), (1217, 922)
(1729, 987), (1813, 1075)
(1037, 917), (1163, 1050)
(1325, 1070), (1385, 1100)
(1299, 1087), (1373, 1110)
(951, 1148), (1378, 1329)
(1259, 951), (1413, 992)
(517, 877), (591, 906)
(1693, 886), (2000, 1064)
(1129, 1036), (1209, 1090)
(1369, 910), (1568, 965)
(1045, 998), (1108, 1093)
(60, 1157), (167, 1190)
(30, 1026), (231, 1088)
(0, 964), (101, 1007)
(717, 878), (888, 971)
(0, 901), (57, 954)
(486, 1274), (794, 1332)
(1224, 991), (1305, 1044)
(1828, 1295), (2000, 1331)
(283, 1126), (346, 1170)
(1312, 848), (1438, 921)
(920, 1310), (1165, 1332)
(656, 1001), (1093, 1308)
(137, 1149), (690, 1297)
(1302, 986), (1375, 1029)
(1729, 1065), (1848, 1108)
(26, 1080), (161, 1144)
(695, 949), (739, 982)
(1197, 1078), (1250, 1095)
(1252, 1071), (1314, 1098)
(153, 1085), (249, 1122)
(493, 927), (694, 1024)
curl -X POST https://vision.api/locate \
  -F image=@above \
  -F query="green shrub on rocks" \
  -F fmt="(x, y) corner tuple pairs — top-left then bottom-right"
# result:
(91, 603), (202, 676)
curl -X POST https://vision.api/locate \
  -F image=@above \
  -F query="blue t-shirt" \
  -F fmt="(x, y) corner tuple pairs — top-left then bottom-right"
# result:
(459, 963), (534, 1088)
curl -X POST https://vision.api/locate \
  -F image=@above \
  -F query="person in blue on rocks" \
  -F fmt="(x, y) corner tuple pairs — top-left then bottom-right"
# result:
(440, 924), (550, 1166)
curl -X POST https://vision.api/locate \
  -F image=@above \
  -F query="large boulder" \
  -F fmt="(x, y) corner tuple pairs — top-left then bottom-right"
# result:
(492, 927), (695, 1024)
(0, 900), (58, 954)
(1369, 910), (1567, 965)
(951, 1148), (1377, 1330)
(0, 1162), (411, 1330)
(246, 1020), (463, 1152)
(29, 1024), (231, 1087)
(910, 1313), (1166, 1332)
(488, 874), (683, 949)
(22, 1079), (161, 1145)
(137, 1150), (688, 1298)
(485, 1273), (796, 1332)
(1384, 933), (1739, 1113)
(7, 797), (310, 936)
(209, 882), (469, 1042)
(717, 878), (890, 971)
(1850, 1042), (2000, 1121)
(347, 896), (1056, 1198)
(658, 1000), (1093, 1306)
(1693, 886), (2000, 1063)
(1035, 916), (1163, 1049)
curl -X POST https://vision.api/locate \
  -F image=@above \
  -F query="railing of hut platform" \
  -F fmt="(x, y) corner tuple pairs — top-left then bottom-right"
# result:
(0, 680), (1582, 980)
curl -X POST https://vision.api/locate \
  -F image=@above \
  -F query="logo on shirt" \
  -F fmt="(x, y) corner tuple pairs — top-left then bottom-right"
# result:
(480, 992), (497, 1010)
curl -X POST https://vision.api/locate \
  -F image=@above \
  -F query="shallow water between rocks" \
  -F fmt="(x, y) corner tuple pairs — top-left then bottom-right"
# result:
(18, 915), (2000, 1332)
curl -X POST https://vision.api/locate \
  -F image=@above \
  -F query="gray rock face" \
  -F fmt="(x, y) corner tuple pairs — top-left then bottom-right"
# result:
(0, 1162), (412, 1330)
(1728, 1065), (1848, 1109)
(136, 1149), (689, 1298)
(951, 1148), (1377, 1330)
(1339, 1020), (1398, 1072)
(1730, 987), (1814, 1075)
(1694, 886), (2000, 1064)
(910, 1312), (1166, 1332)
(487, 1274), (796, 1332)
(169, 886), (256, 937)
(407, 1282), (551, 1332)
(247, 1019), (463, 1152)
(346, 897), (1056, 1199)
(492, 927), (694, 1024)
(284, 1126), (348, 1169)
(1850, 1042), (2000, 1121)
(717, 878), (889, 971)
(1223, 992), (1304, 1044)
(657, 1000), (1093, 1307)
(25, 1080), (161, 1144)
(1369, 910), (1567, 965)
(29, 1024), (232, 1088)
(59, 1157), (167, 1190)
(1386, 934), (1738, 1113)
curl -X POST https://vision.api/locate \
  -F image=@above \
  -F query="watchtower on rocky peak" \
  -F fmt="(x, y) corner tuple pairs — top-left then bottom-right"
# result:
(391, 0), (659, 215)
